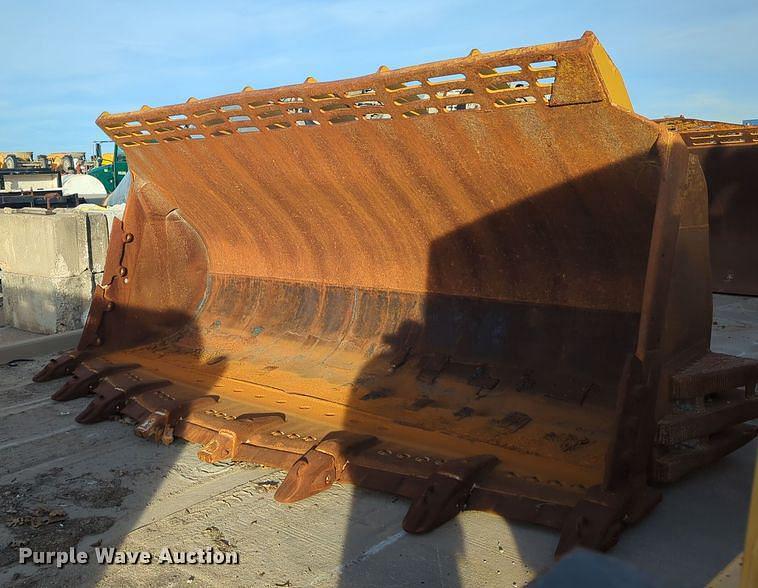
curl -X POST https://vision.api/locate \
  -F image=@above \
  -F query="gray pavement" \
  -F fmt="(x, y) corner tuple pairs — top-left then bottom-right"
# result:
(0, 294), (755, 587)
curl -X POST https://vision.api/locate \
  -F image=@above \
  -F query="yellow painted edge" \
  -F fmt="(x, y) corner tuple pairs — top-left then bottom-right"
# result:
(590, 39), (634, 112)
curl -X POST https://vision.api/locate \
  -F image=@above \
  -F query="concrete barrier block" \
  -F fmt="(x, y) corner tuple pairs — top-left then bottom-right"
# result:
(0, 209), (90, 278)
(85, 212), (112, 273)
(1, 271), (94, 334)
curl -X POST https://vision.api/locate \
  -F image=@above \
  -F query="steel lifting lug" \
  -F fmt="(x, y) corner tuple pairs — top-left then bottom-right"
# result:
(403, 454), (498, 534)
(33, 351), (85, 383)
(274, 431), (378, 504)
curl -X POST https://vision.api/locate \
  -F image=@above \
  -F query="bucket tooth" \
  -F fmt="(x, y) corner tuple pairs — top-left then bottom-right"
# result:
(76, 386), (129, 424)
(275, 432), (378, 503)
(33, 350), (87, 382)
(274, 451), (336, 504)
(75, 372), (171, 424)
(52, 360), (140, 401)
(402, 454), (498, 534)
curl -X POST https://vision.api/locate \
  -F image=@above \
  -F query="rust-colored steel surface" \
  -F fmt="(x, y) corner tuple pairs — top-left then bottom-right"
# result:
(37, 32), (758, 554)
(659, 116), (758, 295)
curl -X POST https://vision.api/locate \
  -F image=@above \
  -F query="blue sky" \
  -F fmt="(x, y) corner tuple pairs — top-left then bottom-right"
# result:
(2, 0), (755, 155)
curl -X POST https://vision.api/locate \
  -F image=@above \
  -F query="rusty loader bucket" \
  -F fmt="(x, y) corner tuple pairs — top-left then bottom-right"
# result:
(36, 32), (758, 554)
(659, 116), (758, 295)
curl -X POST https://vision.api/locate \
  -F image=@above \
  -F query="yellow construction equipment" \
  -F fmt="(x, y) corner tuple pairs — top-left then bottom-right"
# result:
(1, 151), (46, 169)
(36, 32), (758, 554)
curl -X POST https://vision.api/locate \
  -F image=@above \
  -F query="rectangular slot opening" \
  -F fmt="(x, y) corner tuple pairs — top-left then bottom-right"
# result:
(394, 93), (430, 106)
(258, 109), (284, 119)
(529, 59), (557, 71)
(427, 73), (466, 84)
(345, 88), (375, 97)
(321, 103), (351, 112)
(444, 103), (480, 112)
(266, 122), (291, 130)
(203, 118), (225, 127)
(385, 80), (422, 92)
(536, 77), (556, 87)
(402, 107), (439, 118)
(494, 96), (537, 107)
(311, 93), (340, 101)
(435, 88), (474, 99)
(329, 114), (358, 125)
(478, 65), (522, 77)
(486, 80), (530, 93)
(364, 113), (391, 120)
(354, 100), (384, 108)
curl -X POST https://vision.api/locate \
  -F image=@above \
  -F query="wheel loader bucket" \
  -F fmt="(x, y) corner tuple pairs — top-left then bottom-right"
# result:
(37, 32), (758, 554)
(658, 116), (758, 295)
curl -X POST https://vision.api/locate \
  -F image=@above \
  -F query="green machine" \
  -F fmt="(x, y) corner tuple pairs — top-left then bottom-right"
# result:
(88, 141), (128, 193)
